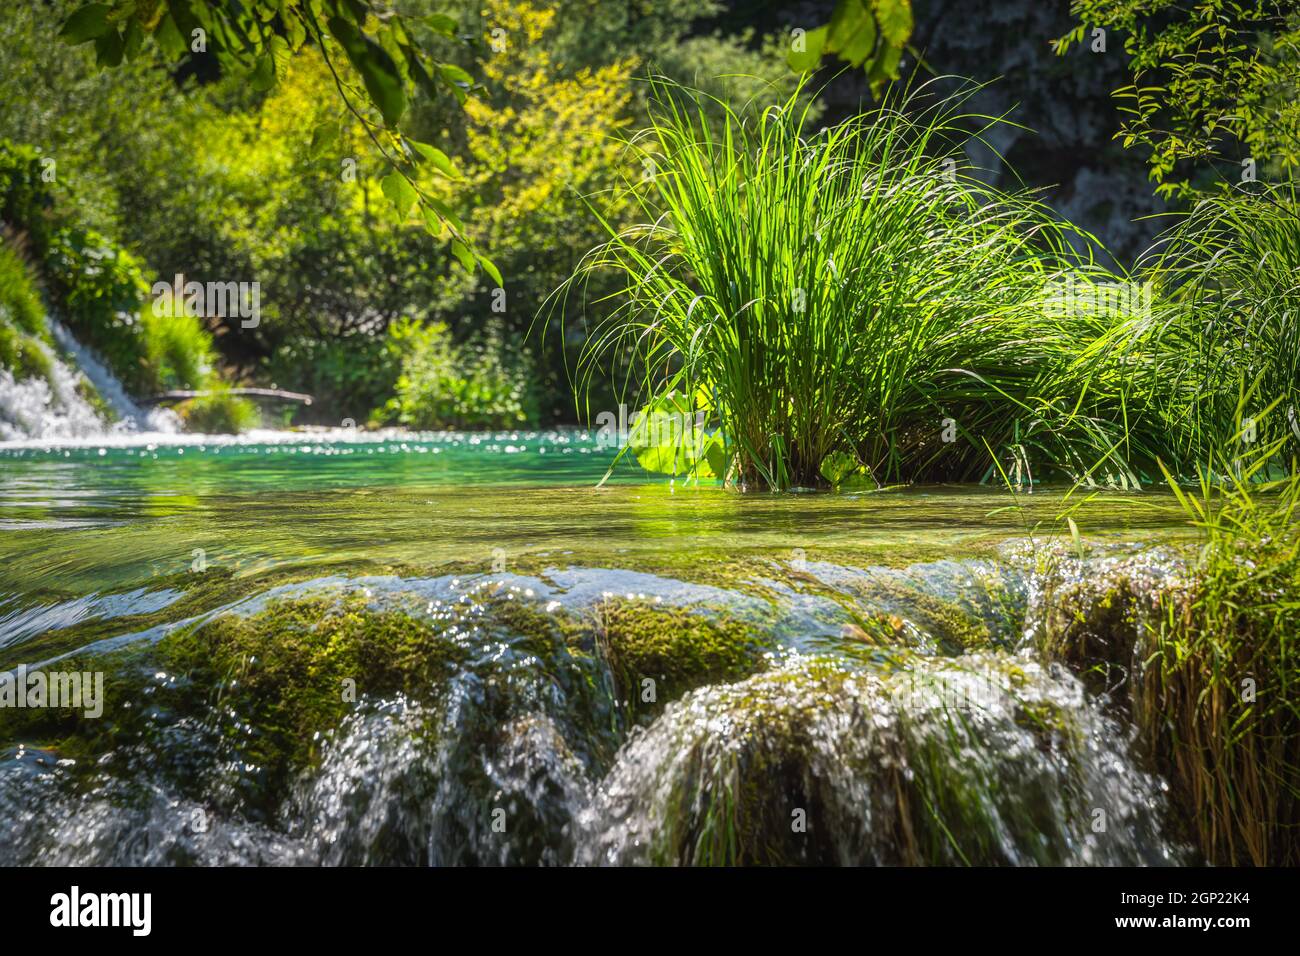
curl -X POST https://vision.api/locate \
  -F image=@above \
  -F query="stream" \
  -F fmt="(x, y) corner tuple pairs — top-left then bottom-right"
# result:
(0, 430), (1200, 865)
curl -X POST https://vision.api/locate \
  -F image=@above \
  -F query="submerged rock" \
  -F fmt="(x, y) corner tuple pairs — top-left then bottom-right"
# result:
(0, 553), (1207, 866)
(577, 653), (1182, 866)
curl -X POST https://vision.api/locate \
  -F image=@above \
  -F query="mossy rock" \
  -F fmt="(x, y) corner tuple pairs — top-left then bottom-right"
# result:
(581, 653), (1170, 866)
(586, 598), (776, 721)
(1033, 551), (1186, 697)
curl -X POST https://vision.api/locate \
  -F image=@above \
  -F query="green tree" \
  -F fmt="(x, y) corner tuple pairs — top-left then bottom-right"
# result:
(56, 0), (498, 277)
(1055, 1), (1300, 197)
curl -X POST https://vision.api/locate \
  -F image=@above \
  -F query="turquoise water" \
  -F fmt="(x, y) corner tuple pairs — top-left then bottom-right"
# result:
(0, 428), (1191, 599)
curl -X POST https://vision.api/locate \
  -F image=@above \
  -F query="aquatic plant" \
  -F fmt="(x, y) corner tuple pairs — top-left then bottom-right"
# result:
(560, 78), (1179, 490)
(1036, 441), (1300, 865)
(1152, 445), (1300, 864)
(1141, 179), (1300, 463)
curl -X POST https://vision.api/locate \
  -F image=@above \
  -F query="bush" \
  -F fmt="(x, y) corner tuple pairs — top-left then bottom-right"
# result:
(0, 140), (54, 254)
(142, 307), (213, 392)
(41, 226), (151, 392)
(177, 389), (260, 434)
(0, 237), (51, 384)
(565, 79), (1182, 489)
(266, 335), (401, 426)
(0, 238), (44, 338)
(384, 318), (538, 430)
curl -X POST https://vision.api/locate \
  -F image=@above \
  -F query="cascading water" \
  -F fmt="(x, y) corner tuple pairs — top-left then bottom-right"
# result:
(46, 319), (179, 434)
(0, 551), (1189, 866)
(0, 317), (178, 441)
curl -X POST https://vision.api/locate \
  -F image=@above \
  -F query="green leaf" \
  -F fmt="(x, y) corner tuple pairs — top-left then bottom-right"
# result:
(788, 25), (828, 72)
(421, 206), (445, 239)
(873, 0), (914, 47)
(425, 14), (458, 37)
(94, 28), (124, 68)
(440, 63), (474, 104)
(309, 119), (341, 160)
(408, 140), (458, 178)
(268, 35), (292, 83)
(123, 18), (144, 61)
(704, 435), (727, 479)
(328, 16), (407, 126)
(628, 393), (716, 477)
(380, 169), (419, 220)
(866, 41), (904, 93)
(155, 13), (186, 58)
(284, 10), (307, 50)
(59, 4), (112, 44)
(478, 255), (503, 287)
(251, 54), (276, 91)
(449, 238), (475, 273)
(827, 0), (877, 68)
(819, 450), (858, 486)
(424, 196), (464, 233)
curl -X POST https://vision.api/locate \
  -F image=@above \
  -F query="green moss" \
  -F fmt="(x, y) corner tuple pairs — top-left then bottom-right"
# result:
(160, 594), (468, 776)
(614, 654), (1112, 866)
(0, 567), (253, 673)
(589, 599), (776, 720)
(0, 583), (622, 829)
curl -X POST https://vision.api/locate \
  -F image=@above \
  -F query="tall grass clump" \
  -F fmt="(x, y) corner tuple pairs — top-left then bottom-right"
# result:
(559, 78), (1178, 490)
(1141, 179), (1300, 464)
(1150, 438), (1300, 864)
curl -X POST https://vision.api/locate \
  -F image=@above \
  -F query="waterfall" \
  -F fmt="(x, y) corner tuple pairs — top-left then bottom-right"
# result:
(0, 318), (178, 442)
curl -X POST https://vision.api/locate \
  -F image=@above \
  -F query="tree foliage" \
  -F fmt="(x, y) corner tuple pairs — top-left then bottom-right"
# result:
(56, 0), (498, 277)
(1055, 1), (1300, 197)
(786, 0), (914, 94)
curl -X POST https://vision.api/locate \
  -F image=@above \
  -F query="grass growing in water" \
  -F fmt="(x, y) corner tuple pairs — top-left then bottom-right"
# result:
(561, 79), (1181, 490)
(176, 386), (261, 434)
(1142, 179), (1300, 464)
(1151, 441), (1300, 865)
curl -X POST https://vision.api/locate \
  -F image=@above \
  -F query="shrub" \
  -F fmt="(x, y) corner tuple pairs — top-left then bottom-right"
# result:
(266, 334), (401, 426)
(384, 318), (538, 430)
(177, 388), (261, 435)
(563, 79), (1181, 489)
(41, 226), (150, 392)
(0, 237), (51, 384)
(0, 140), (54, 254)
(142, 308), (212, 392)
(0, 238), (45, 338)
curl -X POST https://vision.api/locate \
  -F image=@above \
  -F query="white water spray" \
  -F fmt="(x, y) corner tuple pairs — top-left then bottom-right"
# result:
(0, 318), (179, 441)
